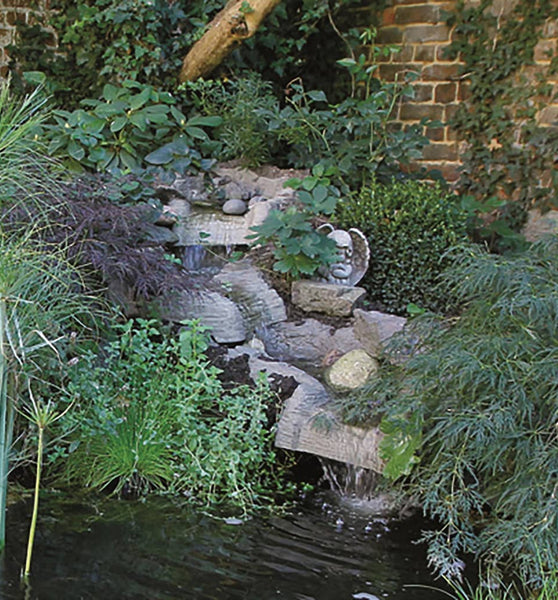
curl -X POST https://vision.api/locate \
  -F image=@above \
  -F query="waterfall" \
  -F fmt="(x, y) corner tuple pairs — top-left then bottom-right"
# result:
(319, 458), (380, 501)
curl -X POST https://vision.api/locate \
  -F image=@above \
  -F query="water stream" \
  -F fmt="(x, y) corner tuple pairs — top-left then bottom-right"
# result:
(0, 493), (448, 600)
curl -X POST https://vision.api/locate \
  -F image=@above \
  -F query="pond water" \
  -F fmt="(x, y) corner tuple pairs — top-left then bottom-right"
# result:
(1, 493), (448, 600)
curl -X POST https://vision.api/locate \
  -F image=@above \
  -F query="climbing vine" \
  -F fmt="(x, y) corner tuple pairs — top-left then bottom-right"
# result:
(446, 0), (558, 248)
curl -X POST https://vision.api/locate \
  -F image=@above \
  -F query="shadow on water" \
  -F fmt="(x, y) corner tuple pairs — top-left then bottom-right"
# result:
(1, 493), (449, 600)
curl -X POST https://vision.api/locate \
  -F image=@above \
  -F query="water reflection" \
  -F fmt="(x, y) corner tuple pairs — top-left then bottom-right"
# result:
(1, 494), (446, 600)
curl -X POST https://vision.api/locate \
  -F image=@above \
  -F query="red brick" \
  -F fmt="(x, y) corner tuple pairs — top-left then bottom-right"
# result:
(436, 44), (457, 61)
(435, 82), (457, 103)
(379, 63), (420, 82)
(393, 45), (415, 62)
(458, 81), (471, 101)
(444, 103), (461, 122)
(5, 10), (25, 25)
(400, 103), (445, 121)
(412, 83), (434, 101)
(446, 126), (458, 141)
(414, 45), (436, 62)
(403, 24), (451, 43)
(422, 63), (460, 81)
(421, 143), (459, 161)
(395, 5), (440, 25)
(377, 26), (403, 44)
(381, 7), (396, 26)
(426, 127), (445, 141)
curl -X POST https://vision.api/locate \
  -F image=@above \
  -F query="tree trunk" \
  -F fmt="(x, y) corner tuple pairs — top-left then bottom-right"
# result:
(179, 0), (282, 83)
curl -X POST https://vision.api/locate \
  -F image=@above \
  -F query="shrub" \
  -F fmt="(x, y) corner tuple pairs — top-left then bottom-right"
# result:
(335, 180), (468, 315)
(43, 81), (221, 176)
(54, 319), (289, 513)
(182, 73), (281, 168)
(248, 164), (340, 279)
(351, 238), (558, 583)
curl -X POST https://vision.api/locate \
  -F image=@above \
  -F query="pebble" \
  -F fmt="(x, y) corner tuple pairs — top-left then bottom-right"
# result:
(222, 198), (248, 215)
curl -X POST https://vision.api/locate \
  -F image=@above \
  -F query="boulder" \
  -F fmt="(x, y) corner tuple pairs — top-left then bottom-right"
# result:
(325, 349), (379, 392)
(158, 289), (246, 344)
(291, 280), (366, 317)
(263, 319), (362, 366)
(214, 261), (287, 332)
(354, 309), (406, 343)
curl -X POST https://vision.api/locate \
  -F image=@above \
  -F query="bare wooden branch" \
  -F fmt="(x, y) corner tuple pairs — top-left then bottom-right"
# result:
(179, 0), (282, 82)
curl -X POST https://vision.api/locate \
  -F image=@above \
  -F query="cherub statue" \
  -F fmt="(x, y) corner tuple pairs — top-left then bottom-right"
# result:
(316, 224), (370, 286)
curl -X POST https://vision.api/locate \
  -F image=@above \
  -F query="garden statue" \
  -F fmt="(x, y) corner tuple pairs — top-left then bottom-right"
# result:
(317, 224), (369, 286)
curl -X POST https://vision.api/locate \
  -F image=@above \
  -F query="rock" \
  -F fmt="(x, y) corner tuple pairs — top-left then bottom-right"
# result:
(354, 309), (406, 343)
(166, 198), (190, 219)
(523, 209), (558, 242)
(325, 349), (379, 392)
(157, 290), (246, 344)
(214, 261), (287, 332)
(166, 175), (209, 204)
(172, 199), (280, 246)
(352, 310), (382, 357)
(143, 223), (179, 245)
(155, 210), (179, 227)
(256, 356), (383, 472)
(291, 280), (366, 317)
(222, 198), (248, 215)
(263, 318), (364, 366)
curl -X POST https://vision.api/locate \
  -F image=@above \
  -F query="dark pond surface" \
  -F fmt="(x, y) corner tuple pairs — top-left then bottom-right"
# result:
(1, 493), (448, 600)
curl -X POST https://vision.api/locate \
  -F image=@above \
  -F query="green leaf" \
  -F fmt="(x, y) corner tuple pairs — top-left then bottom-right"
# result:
(145, 145), (174, 165)
(187, 115), (223, 128)
(67, 140), (85, 161)
(129, 86), (152, 111)
(110, 116), (128, 133)
(102, 84), (120, 101)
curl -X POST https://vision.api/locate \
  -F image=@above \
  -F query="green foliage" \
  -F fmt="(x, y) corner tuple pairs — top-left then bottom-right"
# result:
(54, 319), (288, 512)
(9, 0), (223, 107)
(335, 180), (468, 315)
(43, 81), (220, 175)
(248, 164), (340, 279)
(261, 28), (429, 187)
(355, 238), (558, 582)
(446, 0), (558, 250)
(182, 73), (280, 168)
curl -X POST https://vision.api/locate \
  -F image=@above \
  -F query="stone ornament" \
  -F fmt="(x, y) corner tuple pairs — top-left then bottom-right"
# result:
(316, 224), (370, 286)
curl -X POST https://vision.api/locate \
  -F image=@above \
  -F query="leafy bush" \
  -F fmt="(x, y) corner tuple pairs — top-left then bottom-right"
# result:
(54, 319), (289, 512)
(260, 29), (430, 187)
(182, 73), (281, 168)
(248, 164), (340, 279)
(350, 238), (558, 583)
(335, 180), (468, 314)
(43, 81), (221, 176)
(9, 0), (222, 107)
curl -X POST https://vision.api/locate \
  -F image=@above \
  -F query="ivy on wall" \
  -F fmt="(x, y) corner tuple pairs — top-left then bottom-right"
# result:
(446, 0), (558, 248)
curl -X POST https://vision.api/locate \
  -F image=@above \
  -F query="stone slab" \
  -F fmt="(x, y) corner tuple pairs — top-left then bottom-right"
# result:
(291, 280), (366, 317)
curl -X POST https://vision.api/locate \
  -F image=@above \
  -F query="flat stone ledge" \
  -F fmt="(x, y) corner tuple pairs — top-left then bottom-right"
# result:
(291, 280), (366, 317)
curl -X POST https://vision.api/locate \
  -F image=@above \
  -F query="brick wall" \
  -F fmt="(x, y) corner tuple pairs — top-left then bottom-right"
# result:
(0, 0), (49, 78)
(376, 0), (558, 182)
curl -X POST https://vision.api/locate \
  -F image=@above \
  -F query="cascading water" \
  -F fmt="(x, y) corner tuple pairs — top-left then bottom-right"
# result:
(319, 458), (380, 501)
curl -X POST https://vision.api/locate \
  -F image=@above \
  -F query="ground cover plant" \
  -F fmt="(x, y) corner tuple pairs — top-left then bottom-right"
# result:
(342, 237), (558, 584)
(53, 319), (290, 513)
